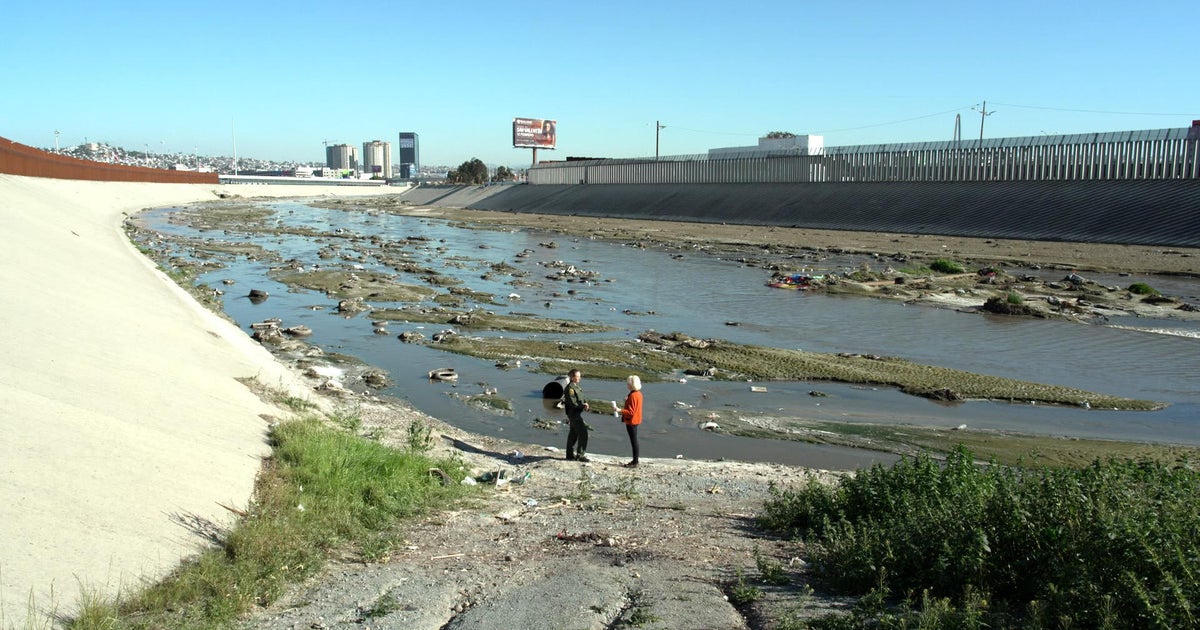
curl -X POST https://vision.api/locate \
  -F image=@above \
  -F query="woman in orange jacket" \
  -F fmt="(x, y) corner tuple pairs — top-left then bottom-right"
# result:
(616, 375), (643, 467)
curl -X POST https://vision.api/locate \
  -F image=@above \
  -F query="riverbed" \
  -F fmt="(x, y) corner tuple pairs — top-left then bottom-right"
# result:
(134, 200), (1200, 468)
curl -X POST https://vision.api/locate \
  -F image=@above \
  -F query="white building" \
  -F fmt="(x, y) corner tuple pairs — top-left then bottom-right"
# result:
(362, 140), (392, 179)
(708, 134), (825, 158)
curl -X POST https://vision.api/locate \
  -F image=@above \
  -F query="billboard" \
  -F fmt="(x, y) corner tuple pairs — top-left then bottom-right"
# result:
(513, 117), (557, 149)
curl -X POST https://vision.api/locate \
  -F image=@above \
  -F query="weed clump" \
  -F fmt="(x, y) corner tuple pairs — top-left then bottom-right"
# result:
(1128, 282), (1159, 296)
(929, 258), (964, 274)
(760, 446), (1200, 629)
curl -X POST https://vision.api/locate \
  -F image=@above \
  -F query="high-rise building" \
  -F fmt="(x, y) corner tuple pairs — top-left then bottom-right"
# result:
(325, 144), (357, 171)
(398, 132), (419, 179)
(362, 140), (392, 179)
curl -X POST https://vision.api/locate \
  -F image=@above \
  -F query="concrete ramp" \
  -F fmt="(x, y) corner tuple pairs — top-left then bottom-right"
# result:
(399, 184), (512, 208)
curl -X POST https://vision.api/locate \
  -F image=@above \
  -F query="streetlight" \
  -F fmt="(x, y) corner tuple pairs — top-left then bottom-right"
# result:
(54, 130), (60, 153)
(655, 120), (666, 160)
(972, 101), (994, 142)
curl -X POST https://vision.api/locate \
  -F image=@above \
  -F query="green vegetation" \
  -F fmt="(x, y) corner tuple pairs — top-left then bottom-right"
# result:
(1128, 282), (1160, 296)
(1005, 291), (1023, 305)
(433, 332), (1162, 410)
(929, 258), (964, 274)
(446, 158), (489, 184)
(68, 417), (472, 629)
(760, 447), (1200, 629)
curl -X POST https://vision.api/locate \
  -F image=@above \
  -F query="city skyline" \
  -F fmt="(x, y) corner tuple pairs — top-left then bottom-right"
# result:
(2, 0), (1196, 167)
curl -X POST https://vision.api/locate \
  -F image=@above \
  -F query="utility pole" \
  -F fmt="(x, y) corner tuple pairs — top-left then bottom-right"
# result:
(655, 121), (666, 160)
(973, 101), (994, 142)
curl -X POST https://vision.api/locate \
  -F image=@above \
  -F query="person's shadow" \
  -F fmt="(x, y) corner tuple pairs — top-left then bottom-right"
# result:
(441, 434), (557, 465)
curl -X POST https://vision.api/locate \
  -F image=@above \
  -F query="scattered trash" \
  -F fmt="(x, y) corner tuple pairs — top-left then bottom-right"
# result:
(699, 421), (720, 431)
(675, 454), (684, 459)
(749, 386), (768, 393)
(953, 424), (968, 430)
(428, 368), (458, 381)
(525, 498), (539, 507)
(509, 450), (524, 460)
(461, 477), (478, 486)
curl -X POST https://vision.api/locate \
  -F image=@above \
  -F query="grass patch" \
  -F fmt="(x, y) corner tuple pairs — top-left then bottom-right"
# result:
(67, 417), (472, 629)
(929, 258), (964, 274)
(433, 331), (1162, 409)
(1128, 282), (1159, 296)
(760, 446), (1200, 629)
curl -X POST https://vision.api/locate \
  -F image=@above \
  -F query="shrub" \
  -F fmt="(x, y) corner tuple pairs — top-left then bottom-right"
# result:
(761, 447), (1200, 629)
(930, 258), (964, 274)
(1128, 282), (1159, 296)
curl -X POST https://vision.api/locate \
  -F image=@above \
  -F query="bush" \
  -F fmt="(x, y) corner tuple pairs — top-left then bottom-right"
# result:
(1128, 282), (1159, 296)
(761, 447), (1200, 629)
(930, 258), (964, 274)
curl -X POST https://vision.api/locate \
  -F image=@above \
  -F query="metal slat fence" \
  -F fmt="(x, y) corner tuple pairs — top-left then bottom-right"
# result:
(528, 127), (1200, 185)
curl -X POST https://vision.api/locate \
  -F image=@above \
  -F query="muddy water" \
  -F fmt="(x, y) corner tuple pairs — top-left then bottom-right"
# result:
(140, 202), (1200, 469)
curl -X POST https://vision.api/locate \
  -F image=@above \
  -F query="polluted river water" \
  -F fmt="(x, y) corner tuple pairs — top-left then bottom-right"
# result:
(136, 201), (1200, 470)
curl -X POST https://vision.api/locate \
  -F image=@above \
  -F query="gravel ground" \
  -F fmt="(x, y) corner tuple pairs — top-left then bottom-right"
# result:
(239, 398), (845, 630)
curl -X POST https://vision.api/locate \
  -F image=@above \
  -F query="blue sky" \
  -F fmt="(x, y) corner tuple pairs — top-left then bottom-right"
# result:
(2, 0), (1196, 168)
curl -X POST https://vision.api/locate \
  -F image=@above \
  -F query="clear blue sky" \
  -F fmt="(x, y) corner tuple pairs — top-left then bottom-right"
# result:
(3, 0), (1196, 168)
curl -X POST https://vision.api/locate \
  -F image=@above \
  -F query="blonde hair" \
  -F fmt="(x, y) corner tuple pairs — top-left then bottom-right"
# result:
(627, 375), (642, 391)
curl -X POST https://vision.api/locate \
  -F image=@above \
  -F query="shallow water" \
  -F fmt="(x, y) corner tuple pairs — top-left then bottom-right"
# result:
(139, 201), (1200, 469)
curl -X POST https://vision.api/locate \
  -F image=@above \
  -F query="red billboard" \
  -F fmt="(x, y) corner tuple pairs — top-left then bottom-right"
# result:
(513, 117), (557, 149)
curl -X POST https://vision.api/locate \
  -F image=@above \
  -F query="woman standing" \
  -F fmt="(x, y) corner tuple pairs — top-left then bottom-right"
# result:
(616, 375), (643, 467)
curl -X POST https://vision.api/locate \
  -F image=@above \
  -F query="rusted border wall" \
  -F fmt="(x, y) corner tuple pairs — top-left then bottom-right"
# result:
(0, 136), (218, 184)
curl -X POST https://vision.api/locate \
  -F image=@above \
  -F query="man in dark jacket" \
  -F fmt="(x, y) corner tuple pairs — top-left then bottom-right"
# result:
(563, 369), (590, 462)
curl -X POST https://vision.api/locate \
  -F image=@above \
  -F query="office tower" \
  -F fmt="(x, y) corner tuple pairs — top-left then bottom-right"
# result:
(398, 132), (419, 179)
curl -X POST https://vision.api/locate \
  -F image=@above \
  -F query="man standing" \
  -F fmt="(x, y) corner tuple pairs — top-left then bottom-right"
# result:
(563, 369), (590, 462)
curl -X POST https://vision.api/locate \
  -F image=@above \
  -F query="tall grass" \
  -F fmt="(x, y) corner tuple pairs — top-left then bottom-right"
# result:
(760, 446), (1199, 629)
(68, 417), (471, 629)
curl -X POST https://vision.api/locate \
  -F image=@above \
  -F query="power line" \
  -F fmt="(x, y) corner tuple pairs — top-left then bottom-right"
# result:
(990, 102), (1193, 117)
(812, 105), (976, 135)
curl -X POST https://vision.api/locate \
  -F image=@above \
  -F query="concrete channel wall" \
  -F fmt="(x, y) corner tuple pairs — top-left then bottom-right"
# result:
(464, 179), (1200, 249)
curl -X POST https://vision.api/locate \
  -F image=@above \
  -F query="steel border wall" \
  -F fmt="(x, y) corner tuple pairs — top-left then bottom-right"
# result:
(528, 127), (1200, 185)
(0, 136), (218, 184)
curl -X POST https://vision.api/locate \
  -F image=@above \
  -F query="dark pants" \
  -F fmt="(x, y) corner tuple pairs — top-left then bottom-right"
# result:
(566, 412), (588, 457)
(626, 423), (639, 463)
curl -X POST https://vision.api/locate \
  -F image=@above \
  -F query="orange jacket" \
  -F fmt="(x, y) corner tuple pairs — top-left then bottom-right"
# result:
(619, 391), (643, 426)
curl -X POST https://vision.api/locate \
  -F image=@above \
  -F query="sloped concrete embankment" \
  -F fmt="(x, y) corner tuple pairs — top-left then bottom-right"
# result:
(467, 180), (1200, 248)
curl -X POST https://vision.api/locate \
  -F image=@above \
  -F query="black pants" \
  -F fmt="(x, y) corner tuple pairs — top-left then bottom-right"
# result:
(566, 412), (588, 457)
(625, 423), (639, 463)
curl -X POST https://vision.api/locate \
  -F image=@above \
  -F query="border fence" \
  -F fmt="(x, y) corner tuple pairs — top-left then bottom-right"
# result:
(527, 127), (1200, 185)
(0, 136), (217, 184)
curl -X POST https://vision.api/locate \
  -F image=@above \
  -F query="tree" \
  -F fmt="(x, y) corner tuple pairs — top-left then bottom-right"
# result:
(765, 131), (797, 139)
(447, 158), (489, 184)
(492, 166), (514, 182)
